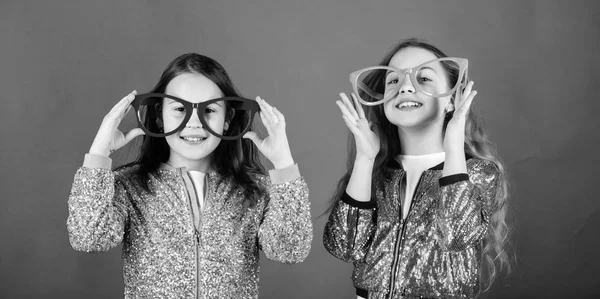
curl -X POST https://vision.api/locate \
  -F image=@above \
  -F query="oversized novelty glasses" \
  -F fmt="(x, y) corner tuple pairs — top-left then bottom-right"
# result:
(131, 93), (259, 140)
(349, 57), (469, 106)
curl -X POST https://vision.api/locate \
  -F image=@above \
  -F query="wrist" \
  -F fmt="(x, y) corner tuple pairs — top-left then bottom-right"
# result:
(444, 145), (465, 156)
(89, 144), (110, 157)
(355, 155), (376, 165)
(443, 150), (467, 176)
(271, 155), (295, 170)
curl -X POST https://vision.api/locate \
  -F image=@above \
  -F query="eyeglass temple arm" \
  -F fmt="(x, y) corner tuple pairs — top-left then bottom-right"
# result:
(357, 81), (384, 99)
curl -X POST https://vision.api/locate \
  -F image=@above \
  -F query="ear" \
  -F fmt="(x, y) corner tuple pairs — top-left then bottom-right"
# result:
(224, 108), (235, 131)
(445, 101), (455, 113)
(156, 118), (164, 128)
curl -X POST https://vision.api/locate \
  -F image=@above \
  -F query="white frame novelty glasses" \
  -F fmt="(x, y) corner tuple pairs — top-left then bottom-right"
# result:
(349, 57), (469, 106)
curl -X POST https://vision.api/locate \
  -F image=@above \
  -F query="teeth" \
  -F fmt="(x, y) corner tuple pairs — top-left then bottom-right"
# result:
(181, 136), (206, 142)
(398, 101), (422, 108)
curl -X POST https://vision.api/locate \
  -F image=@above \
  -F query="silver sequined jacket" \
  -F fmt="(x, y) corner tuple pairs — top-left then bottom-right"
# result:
(67, 154), (312, 299)
(323, 157), (500, 299)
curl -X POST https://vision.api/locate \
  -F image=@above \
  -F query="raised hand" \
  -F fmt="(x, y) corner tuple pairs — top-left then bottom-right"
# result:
(243, 97), (295, 169)
(89, 90), (145, 157)
(336, 93), (380, 161)
(443, 81), (477, 154)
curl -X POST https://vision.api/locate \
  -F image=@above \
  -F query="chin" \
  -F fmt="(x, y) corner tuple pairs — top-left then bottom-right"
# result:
(393, 120), (425, 130)
(167, 137), (221, 161)
(183, 152), (213, 162)
(392, 114), (441, 131)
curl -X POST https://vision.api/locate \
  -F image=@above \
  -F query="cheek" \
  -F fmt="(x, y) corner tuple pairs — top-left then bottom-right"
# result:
(438, 95), (452, 109)
(417, 93), (444, 107)
(162, 113), (183, 130)
(383, 102), (395, 119)
(205, 113), (227, 130)
(423, 96), (452, 118)
(416, 94), (448, 116)
(164, 135), (179, 149)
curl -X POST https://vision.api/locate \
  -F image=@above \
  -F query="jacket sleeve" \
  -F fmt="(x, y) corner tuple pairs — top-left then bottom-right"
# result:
(435, 160), (501, 252)
(66, 154), (131, 252)
(258, 164), (312, 264)
(323, 191), (376, 263)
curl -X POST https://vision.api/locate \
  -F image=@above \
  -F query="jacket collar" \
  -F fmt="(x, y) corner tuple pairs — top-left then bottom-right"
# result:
(158, 162), (217, 176)
(386, 152), (473, 171)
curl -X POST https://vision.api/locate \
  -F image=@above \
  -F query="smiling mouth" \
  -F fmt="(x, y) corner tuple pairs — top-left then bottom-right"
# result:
(395, 101), (423, 109)
(180, 136), (207, 142)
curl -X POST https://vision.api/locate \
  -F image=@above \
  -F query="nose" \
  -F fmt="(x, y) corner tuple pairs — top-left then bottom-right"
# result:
(398, 72), (415, 94)
(186, 108), (203, 128)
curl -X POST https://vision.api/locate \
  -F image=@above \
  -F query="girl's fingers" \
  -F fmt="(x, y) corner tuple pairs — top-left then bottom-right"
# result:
(110, 90), (137, 117)
(342, 113), (358, 127)
(257, 97), (282, 135)
(125, 90), (138, 114)
(257, 97), (278, 124)
(336, 100), (358, 122)
(457, 81), (473, 107)
(464, 81), (473, 96)
(342, 115), (360, 135)
(124, 128), (145, 143)
(271, 106), (286, 126)
(117, 90), (137, 109)
(456, 90), (477, 117)
(243, 131), (262, 146)
(259, 111), (274, 136)
(339, 93), (360, 120)
(124, 103), (134, 115)
(356, 118), (371, 130)
(460, 90), (477, 117)
(351, 93), (366, 119)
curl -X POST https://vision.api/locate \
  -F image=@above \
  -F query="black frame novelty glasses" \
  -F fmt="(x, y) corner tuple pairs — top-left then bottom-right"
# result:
(131, 93), (260, 140)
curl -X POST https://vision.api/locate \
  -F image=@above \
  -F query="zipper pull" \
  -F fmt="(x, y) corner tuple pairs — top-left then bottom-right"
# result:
(194, 230), (200, 245)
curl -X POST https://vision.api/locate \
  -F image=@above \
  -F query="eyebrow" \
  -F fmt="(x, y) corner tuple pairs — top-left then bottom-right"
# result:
(208, 101), (223, 107)
(419, 66), (438, 73)
(166, 98), (224, 107)
(385, 66), (439, 76)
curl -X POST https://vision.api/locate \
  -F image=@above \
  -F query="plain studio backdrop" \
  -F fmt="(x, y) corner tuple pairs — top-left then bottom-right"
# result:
(1, 1), (599, 298)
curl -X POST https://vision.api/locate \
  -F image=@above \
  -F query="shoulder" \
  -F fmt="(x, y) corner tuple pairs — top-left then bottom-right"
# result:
(241, 171), (267, 184)
(251, 172), (274, 188)
(466, 158), (501, 186)
(218, 169), (269, 190)
(113, 163), (143, 185)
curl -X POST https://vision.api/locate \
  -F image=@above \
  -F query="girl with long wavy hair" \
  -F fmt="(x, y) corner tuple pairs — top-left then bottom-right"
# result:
(323, 38), (510, 299)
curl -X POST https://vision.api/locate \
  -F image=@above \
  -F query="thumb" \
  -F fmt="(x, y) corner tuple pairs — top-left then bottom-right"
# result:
(368, 121), (380, 137)
(243, 131), (262, 146)
(124, 128), (145, 143)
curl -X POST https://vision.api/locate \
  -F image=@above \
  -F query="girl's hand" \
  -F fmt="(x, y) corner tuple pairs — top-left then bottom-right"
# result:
(336, 92), (380, 161)
(443, 81), (477, 154)
(243, 97), (295, 169)
(89, 90), (145, 157)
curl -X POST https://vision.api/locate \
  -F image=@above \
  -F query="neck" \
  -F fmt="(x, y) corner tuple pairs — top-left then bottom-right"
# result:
(166, 154), (213, 173)
(397, 123), (445, 155)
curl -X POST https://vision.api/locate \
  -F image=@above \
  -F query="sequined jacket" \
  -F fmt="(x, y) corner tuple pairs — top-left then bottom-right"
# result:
(67, 154), (312, 299)
(323, 157), (500, 299)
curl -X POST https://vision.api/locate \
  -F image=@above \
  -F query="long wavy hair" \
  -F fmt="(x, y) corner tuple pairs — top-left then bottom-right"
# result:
(329, 38), (511, 292)
(118, 53), (266, 206)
